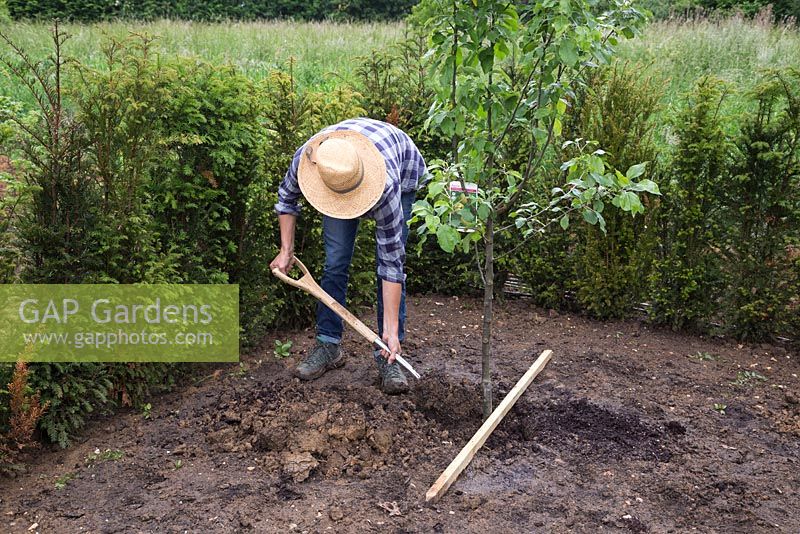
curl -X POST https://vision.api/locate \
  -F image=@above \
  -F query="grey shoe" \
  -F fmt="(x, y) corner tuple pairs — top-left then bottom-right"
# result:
(373, 350), (409, 394)
(295, 341), (344, 380)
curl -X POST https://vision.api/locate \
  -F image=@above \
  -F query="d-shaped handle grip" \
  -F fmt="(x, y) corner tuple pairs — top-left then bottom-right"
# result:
(271, 255), (314, 291)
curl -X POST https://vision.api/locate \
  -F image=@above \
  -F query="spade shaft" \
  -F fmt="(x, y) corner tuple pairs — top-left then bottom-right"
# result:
(272, 255), (421, 379)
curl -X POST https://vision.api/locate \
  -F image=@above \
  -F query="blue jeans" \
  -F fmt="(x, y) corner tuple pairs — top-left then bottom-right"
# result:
(316, 190), (415, 345)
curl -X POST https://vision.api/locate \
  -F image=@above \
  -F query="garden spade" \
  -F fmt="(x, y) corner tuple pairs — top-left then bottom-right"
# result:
(271, 255), (421, 379)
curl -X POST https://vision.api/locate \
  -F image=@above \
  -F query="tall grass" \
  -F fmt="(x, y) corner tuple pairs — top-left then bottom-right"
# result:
(0, 14), (797, 117)
(619, 12), (800, 115)
(0, 19), (404, 103)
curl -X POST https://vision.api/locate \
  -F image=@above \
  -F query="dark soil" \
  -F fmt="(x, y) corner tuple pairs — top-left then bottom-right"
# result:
(2, 295), (798, 533)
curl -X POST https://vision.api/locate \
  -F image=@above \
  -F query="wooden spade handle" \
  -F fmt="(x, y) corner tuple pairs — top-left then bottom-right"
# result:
(272, 256), (379, 344)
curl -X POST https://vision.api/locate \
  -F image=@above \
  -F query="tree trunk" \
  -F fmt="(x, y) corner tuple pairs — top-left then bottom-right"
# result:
(481, 215), (494, 419)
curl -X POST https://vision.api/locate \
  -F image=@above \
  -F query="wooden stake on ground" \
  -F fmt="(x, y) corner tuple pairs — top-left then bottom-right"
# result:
(425, 349), (554, 503)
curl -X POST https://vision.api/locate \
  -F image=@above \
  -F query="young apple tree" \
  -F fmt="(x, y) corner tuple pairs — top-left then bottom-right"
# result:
(412, 0), (659, 418)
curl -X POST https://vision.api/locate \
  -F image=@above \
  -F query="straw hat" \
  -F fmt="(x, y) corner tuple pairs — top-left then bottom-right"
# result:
(298, 130), (387, 219)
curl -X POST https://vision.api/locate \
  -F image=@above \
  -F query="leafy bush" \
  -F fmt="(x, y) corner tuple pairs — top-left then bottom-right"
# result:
(568, 64), (662, 318)
(647, 77), (733, 330)
(0, 26), (379, 446)
(722, 69), (800, 340)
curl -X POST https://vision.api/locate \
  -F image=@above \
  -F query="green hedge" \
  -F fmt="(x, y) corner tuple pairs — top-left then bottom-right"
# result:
(511, 66), (800, 341)
(7, 0), (418, 22)
(0, 30), (373, 447)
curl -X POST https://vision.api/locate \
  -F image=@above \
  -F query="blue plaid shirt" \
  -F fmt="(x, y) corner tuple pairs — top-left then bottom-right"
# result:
(275, 118), (428, 284)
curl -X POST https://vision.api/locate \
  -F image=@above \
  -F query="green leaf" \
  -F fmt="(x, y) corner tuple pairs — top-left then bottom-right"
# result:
(479, 47), (494, 74)
(559, 39), (579, 67)
(626, 162), (648, 179)
(425, 214), (440, 230)
(597, 212), (607, 233)
(593, 199), (604, 213)
(494, 40), (510, 60)
(632, 179), (661, 195)
(436, 224), (460, 253)
(583, 210), (598, 225)
(559, 214), (570, 230)
(477, 203), (490, 221)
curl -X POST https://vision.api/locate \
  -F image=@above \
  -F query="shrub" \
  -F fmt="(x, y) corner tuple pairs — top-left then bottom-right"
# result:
(568, 64), (663, 318)
(0, 26), (380, 446)
(648, 77), (734, 330)
(722, 69), (800, 340)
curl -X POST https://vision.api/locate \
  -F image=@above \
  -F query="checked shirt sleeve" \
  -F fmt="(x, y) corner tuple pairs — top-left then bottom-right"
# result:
(400, 135), (429, 189)
(274, 146), (304, 216)
(374, 180), (406, 284)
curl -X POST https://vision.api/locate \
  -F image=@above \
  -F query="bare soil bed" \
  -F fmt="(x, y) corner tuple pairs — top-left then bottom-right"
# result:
(1, 295), (798, 533)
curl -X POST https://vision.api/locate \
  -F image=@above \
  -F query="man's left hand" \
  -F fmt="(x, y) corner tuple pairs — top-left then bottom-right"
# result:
(381, 333), (401, 364)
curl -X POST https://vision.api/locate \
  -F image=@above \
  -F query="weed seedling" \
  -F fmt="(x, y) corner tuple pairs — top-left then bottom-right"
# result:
(142, 403), (152, 419)
(732, 370), (767, 387)
(232, 361), (249, 377)
(85, 448), (124, 466)
(691, 351), (717, 361)
(274, 339), (293, 359)
(713, 403), (727, 415)
(173, 459), (183, 470)
(55, 472), (76, 489)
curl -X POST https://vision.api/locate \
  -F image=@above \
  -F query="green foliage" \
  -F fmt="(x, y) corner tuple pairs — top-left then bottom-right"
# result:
(54, 471), (76, 489)
(0, 26), (376, 447)
(414, 0), (652, 253)
(0, 96), (34, 284)
(26, 363), (113, 448)
(568, 64), (662, 318)
(509, 224), (573, 308)
(731, 369), (767, 386)
(648, 77), (733, 330)
(722, 69), (800, 340)
(273, 339), (293, 358)
(7, 0), (418, 22)
(85, 448), (124, 465)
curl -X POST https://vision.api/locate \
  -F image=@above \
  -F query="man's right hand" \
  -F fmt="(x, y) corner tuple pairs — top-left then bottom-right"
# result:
(270, 249), (295, 275)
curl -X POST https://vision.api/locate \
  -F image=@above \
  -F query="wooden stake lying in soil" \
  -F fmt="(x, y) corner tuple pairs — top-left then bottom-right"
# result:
(425, 349), (554, 503)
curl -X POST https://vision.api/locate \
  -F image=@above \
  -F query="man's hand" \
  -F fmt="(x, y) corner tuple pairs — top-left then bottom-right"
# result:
(270, 249), (295, 275)
(381, 332), (402, 364)
(272, 213), (298, 274)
